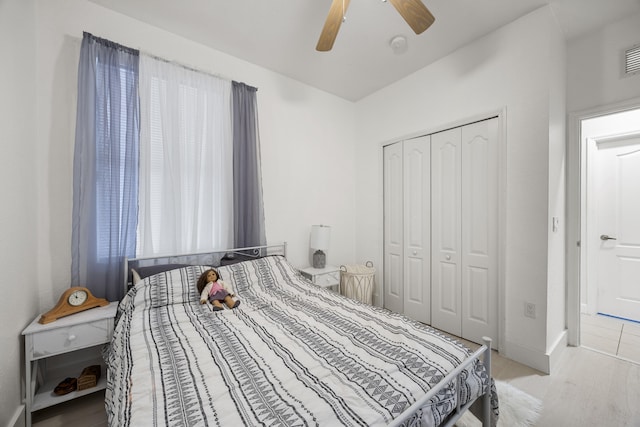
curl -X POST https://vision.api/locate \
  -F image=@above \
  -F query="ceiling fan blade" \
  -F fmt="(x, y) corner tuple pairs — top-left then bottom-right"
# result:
(388, 0), (435, 35)
(316, 0), (351, 52)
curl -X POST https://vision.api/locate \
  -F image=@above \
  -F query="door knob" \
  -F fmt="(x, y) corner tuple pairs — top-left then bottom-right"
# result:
(600, 234), (617, 241)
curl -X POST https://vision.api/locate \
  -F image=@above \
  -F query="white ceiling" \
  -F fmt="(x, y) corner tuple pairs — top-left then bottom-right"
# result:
(89, 0), (640, 101)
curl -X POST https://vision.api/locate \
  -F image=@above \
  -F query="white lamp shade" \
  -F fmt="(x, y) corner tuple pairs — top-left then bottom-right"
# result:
(310, 225), (330, 250)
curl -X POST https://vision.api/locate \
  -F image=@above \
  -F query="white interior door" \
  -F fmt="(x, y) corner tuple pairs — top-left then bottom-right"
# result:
(461, 119), (498, 344)
(384, 142), (404, 313)
(594, 133), (640, 322)
(403, 136), (431, 323)
(431, 128), (462, 336)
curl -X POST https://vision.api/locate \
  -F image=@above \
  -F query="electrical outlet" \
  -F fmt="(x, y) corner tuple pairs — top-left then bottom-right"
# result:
(525, 302), (536, 319)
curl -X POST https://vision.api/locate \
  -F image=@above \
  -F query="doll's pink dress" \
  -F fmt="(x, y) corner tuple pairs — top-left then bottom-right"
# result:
(206, 281), (229, 302)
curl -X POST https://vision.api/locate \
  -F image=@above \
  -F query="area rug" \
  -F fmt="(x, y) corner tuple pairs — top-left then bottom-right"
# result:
(456, 380), (543, 427)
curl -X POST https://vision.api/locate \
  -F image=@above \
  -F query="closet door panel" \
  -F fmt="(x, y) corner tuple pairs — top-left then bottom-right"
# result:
(403, 136), (431, 324)
(438, 262), (458, 313)
(406, 257), (425, 306)
(431, 128), (462, 336)
(384, 142), (404, 314)
(467, 266), (489, 320)
(461, 119), (498, 345)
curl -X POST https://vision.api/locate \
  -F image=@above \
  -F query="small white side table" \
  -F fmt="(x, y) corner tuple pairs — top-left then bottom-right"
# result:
(22, 301), (118, 426)
(299, 265), (341, 293)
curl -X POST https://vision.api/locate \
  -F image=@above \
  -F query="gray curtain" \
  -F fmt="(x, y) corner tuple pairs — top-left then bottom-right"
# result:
(231, 81), (266, 247)
(71, 32), (140, 302)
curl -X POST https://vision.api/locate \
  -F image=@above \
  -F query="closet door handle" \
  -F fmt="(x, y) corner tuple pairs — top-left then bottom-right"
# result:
(600, 234), (617, 241)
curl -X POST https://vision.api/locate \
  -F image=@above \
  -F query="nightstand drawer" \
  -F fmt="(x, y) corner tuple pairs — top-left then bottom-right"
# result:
(32, 319), (112, 358)
(315, 271), (339, 287)
(300, 266), (341, 291)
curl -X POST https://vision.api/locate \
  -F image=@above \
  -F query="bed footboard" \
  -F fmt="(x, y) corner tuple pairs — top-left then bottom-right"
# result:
(482, 336), (492, 426)
(388, 337), (494, 427)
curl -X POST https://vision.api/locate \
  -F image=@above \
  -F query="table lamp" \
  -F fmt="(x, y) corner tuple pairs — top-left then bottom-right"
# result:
(310, 225), (330, 268)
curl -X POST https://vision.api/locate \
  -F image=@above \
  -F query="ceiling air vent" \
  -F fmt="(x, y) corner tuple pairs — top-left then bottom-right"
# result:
(625, 44), (640, 76)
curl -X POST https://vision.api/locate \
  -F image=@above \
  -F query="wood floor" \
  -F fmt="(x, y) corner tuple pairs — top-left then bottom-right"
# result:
(32, 343), (640, 427)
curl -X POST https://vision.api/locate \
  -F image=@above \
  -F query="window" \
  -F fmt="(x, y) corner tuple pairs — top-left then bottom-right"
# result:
(136, 56), (234, 256)
(95, 63), (139, 260)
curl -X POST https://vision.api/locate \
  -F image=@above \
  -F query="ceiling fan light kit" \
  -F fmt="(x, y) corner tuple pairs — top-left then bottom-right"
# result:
(316, 0), (434, 52)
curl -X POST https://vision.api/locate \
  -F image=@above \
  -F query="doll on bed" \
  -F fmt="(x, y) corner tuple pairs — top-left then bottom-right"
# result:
(197, 268), (240, 311)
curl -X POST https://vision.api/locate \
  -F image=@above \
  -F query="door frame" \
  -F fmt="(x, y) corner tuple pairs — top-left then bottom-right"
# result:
(567, 97), (640, 346)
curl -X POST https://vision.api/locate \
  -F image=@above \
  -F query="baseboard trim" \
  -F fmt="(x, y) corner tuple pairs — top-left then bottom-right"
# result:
(502, 330), (568, 374)
(503, 341), (549, 373)
(6, 404), (25, 427)
(547, 329), (568, 374)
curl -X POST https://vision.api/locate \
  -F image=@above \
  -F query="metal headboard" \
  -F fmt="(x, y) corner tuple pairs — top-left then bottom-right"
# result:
(122, 242), (287, 295)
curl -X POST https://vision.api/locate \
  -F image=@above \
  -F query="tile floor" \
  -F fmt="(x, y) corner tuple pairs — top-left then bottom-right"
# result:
(580, 312), (640, 364)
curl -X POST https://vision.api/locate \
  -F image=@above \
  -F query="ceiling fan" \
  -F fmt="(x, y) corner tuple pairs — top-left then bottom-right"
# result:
(316, 0), (435, 52)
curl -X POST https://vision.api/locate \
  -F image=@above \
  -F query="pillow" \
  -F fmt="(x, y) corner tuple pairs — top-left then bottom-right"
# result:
(219, 253), (255, 266)
(131, 268), (142, 284)
(134, 265), (211, 308)
(136, 263), (191, 280)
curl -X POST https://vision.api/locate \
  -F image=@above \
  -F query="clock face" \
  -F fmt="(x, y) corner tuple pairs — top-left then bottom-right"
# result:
(68, 289), (88, 307)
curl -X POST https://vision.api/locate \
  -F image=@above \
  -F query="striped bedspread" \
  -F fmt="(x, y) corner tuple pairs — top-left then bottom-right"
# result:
(106, 255), (491, 426)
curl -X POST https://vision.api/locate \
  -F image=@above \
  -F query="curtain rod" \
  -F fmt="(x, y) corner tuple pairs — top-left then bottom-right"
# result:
(83, 31), (258, 91)
(84, 31), (139, 56)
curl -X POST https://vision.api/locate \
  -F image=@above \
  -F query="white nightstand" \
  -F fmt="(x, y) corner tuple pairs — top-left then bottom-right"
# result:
(22, 301), (118, 426)
(299, 265), (341, 293)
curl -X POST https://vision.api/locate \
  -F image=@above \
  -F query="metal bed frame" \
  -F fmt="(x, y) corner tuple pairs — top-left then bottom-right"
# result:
(120, 242), (494, 427)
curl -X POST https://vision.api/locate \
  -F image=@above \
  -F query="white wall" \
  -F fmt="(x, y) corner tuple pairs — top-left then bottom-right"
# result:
(0, 0), (38, 424)
(567, 12), (640, 113)
(545, 14), (567, 360)
(354, 6), (566, 372)
(33, 0), (358, 312)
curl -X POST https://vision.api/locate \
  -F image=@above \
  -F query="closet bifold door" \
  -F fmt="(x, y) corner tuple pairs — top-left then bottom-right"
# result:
(431, 128), (463, 336)
(461, 119), (498, 346)
(383, 142), (404, 314)
(431, 118), (498, 346)
(402, 135), (431, 324)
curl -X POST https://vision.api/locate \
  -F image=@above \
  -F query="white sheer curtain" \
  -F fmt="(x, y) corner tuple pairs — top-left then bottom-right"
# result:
(137, 55), (233, 256)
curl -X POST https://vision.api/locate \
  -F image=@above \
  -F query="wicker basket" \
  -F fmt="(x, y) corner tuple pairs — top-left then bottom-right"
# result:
(340, 262), (375, 304)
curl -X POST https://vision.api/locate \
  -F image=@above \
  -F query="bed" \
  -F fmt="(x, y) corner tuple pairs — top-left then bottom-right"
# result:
(106, 244), (498, 426)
